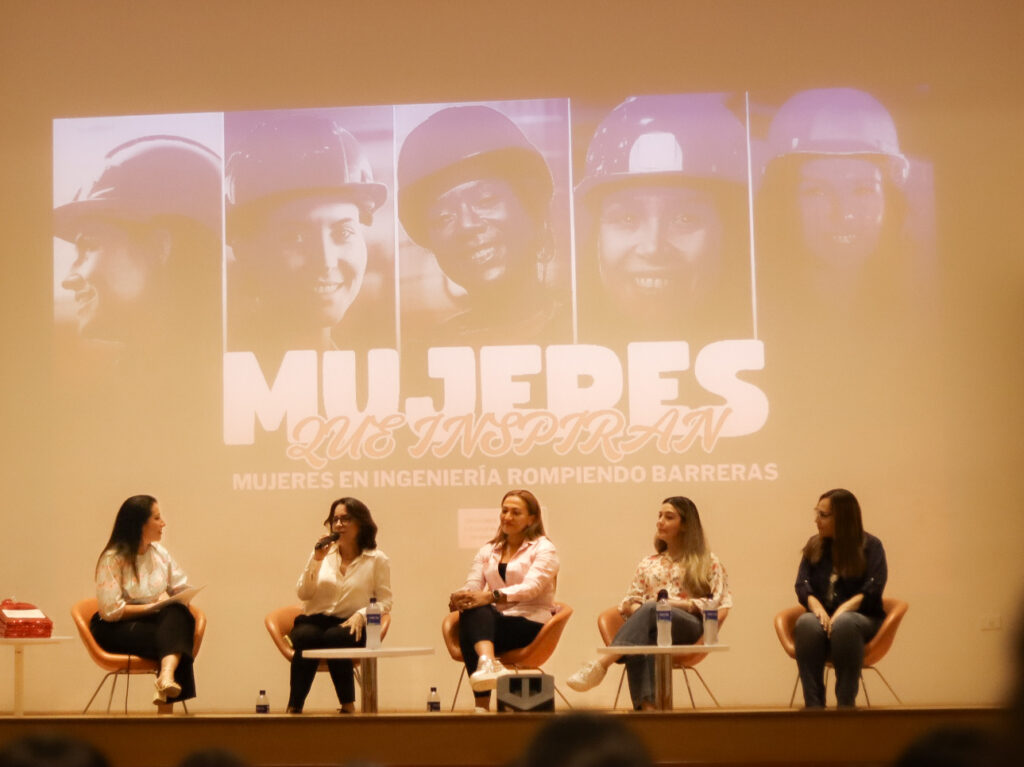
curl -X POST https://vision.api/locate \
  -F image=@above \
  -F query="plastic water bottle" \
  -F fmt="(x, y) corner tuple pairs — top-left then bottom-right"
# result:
(427, 686), (441, 712)
(365, 598), (382, 649)
(656, 589), (672, 647)
(255, 689), (270, 714)
(703, 602), (719, 645)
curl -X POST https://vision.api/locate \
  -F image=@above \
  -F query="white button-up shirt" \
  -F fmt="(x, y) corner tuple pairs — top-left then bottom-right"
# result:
(297, 546), (392, 618)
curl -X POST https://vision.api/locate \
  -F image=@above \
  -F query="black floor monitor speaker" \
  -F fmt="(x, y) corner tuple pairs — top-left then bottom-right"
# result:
(496, 672), (555, 712)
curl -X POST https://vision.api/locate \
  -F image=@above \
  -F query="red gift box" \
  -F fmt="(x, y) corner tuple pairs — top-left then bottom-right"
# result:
(0, 599), (54, 638)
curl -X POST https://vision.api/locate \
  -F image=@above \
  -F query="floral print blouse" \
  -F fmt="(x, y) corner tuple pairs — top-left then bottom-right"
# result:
(619, 550), (733, 614)
(95, 543), (189, 621)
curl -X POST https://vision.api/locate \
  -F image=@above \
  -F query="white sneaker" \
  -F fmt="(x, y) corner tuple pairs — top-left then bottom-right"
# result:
(567, 660), (607, 692)
(469, 657), (512, 692)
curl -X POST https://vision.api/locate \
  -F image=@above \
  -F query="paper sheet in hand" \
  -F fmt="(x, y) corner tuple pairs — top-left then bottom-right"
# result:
(140, 585), (205, 613)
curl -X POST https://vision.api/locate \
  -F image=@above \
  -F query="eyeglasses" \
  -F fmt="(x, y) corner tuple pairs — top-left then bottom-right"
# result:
(332, 514), (353, 525)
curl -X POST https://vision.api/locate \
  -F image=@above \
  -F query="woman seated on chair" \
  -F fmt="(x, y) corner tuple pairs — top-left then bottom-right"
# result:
(792, 488), (887, 708)
(567, 496), (731, 710)
(90, 494), (198, 707)
(448, 489), (560, 712)
(287, 497), (392, 714)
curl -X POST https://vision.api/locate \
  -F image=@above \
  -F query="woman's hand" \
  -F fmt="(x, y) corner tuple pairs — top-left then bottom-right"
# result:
(313, 535), (335, 561)
(449, 590), (472, 611)
(618, 601), (642, 619)
(341, 612), (366, 642)
(449, 590), (490, 611)
(808, 596), (831, 635)
(669, 598), (698, 614)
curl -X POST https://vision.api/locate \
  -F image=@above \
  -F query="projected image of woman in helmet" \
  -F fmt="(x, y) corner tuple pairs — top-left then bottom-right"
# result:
(225, 110), (394, 361)
(235, 194), (369, 340)
(758, 88), (913, 312)
(61, 218), (171, 343)
(53, 131), (223, 369)
(575, 94), (753, 345)
(795, 156), (887, 267)
(423, 176), (537, 297)
(595, 183), (725, 324)
(397, 103), (571, 349)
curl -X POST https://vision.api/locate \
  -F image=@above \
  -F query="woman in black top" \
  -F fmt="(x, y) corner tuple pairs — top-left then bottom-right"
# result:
(794, 488), (887, 708)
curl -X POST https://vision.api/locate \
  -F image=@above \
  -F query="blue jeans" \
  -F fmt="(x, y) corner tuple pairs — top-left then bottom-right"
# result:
(611, 602), (703, 709)
(794, 610), (881, 707)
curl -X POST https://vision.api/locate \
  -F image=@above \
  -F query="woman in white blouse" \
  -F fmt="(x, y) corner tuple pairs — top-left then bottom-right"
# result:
(448, 489), (560, 712)
(566, 496), (732, 710)
(288, 497), (392, 714)
(91, 494), (197, 705)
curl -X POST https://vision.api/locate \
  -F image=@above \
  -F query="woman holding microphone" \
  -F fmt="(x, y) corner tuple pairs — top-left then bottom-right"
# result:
(287, 497), (392, 714)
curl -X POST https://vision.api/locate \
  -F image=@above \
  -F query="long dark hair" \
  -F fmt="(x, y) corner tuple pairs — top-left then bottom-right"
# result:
(97, 494), (157, 579)
(322, 497), (377, 552)
(488, 489), (546, 545)
(654, 496), (712, 596)
(803, 488), (867, 577)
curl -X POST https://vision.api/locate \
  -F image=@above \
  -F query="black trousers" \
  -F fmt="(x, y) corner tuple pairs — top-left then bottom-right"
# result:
(288, 613), (366, 709)
(457, 605), (542, 676)
(89, 602), (196, 701)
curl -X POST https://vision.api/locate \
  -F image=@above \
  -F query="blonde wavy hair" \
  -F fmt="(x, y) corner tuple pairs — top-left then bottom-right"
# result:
(654, 496), (712, 597)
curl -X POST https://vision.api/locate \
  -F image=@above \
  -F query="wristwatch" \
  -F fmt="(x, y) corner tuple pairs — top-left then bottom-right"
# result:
(492, 589), (503, 604)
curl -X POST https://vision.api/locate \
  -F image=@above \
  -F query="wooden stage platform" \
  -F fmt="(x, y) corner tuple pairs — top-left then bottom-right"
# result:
(0, 707), (1004, 767)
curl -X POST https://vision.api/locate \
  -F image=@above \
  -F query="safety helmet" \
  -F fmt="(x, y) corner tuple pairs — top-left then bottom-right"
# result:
(397, 105), (553, 246)
(765, 88), (909, 184)
(225, 114), (388, 232)
(575, 93), (749, 205)
(53, 135), (222, 242)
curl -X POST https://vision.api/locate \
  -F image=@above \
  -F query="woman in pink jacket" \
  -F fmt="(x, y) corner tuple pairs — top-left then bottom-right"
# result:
(448, 489), (560, 711)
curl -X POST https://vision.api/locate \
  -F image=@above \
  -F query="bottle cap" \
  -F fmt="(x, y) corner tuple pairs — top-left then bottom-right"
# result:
(259, 689), (266, 694)
(657, 589), (669, 600)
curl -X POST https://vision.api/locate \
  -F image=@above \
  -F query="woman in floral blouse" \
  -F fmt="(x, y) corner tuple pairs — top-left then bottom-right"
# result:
(567, 496), (732, 709)
(90, 494), (197, 707)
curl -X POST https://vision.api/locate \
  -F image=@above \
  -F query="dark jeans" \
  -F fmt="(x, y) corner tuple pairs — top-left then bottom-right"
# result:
(288, 613), (366, 710)
(610, 601), (703, 709)
(89, 602), (196, 701)
(794, 610), (882, 707)
(457, 605), (542, 676)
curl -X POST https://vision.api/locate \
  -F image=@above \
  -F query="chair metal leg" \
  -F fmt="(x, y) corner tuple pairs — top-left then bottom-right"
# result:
(679, 666), (696, 708)
(110, 672), (120, 713)
(83, 671), (116, 714)
(861, 671), (871, 707)
(685, 666), (720, 706)
(613, 667), (626, 709)
(553, 684), (573, 710)
(865, 665), (901, 704)
(451, 667), (466, 711)
(789, 673), (800, 707)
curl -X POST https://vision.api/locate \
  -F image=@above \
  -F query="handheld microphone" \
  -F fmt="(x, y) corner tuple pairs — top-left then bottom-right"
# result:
(315, 532), (340, 551)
